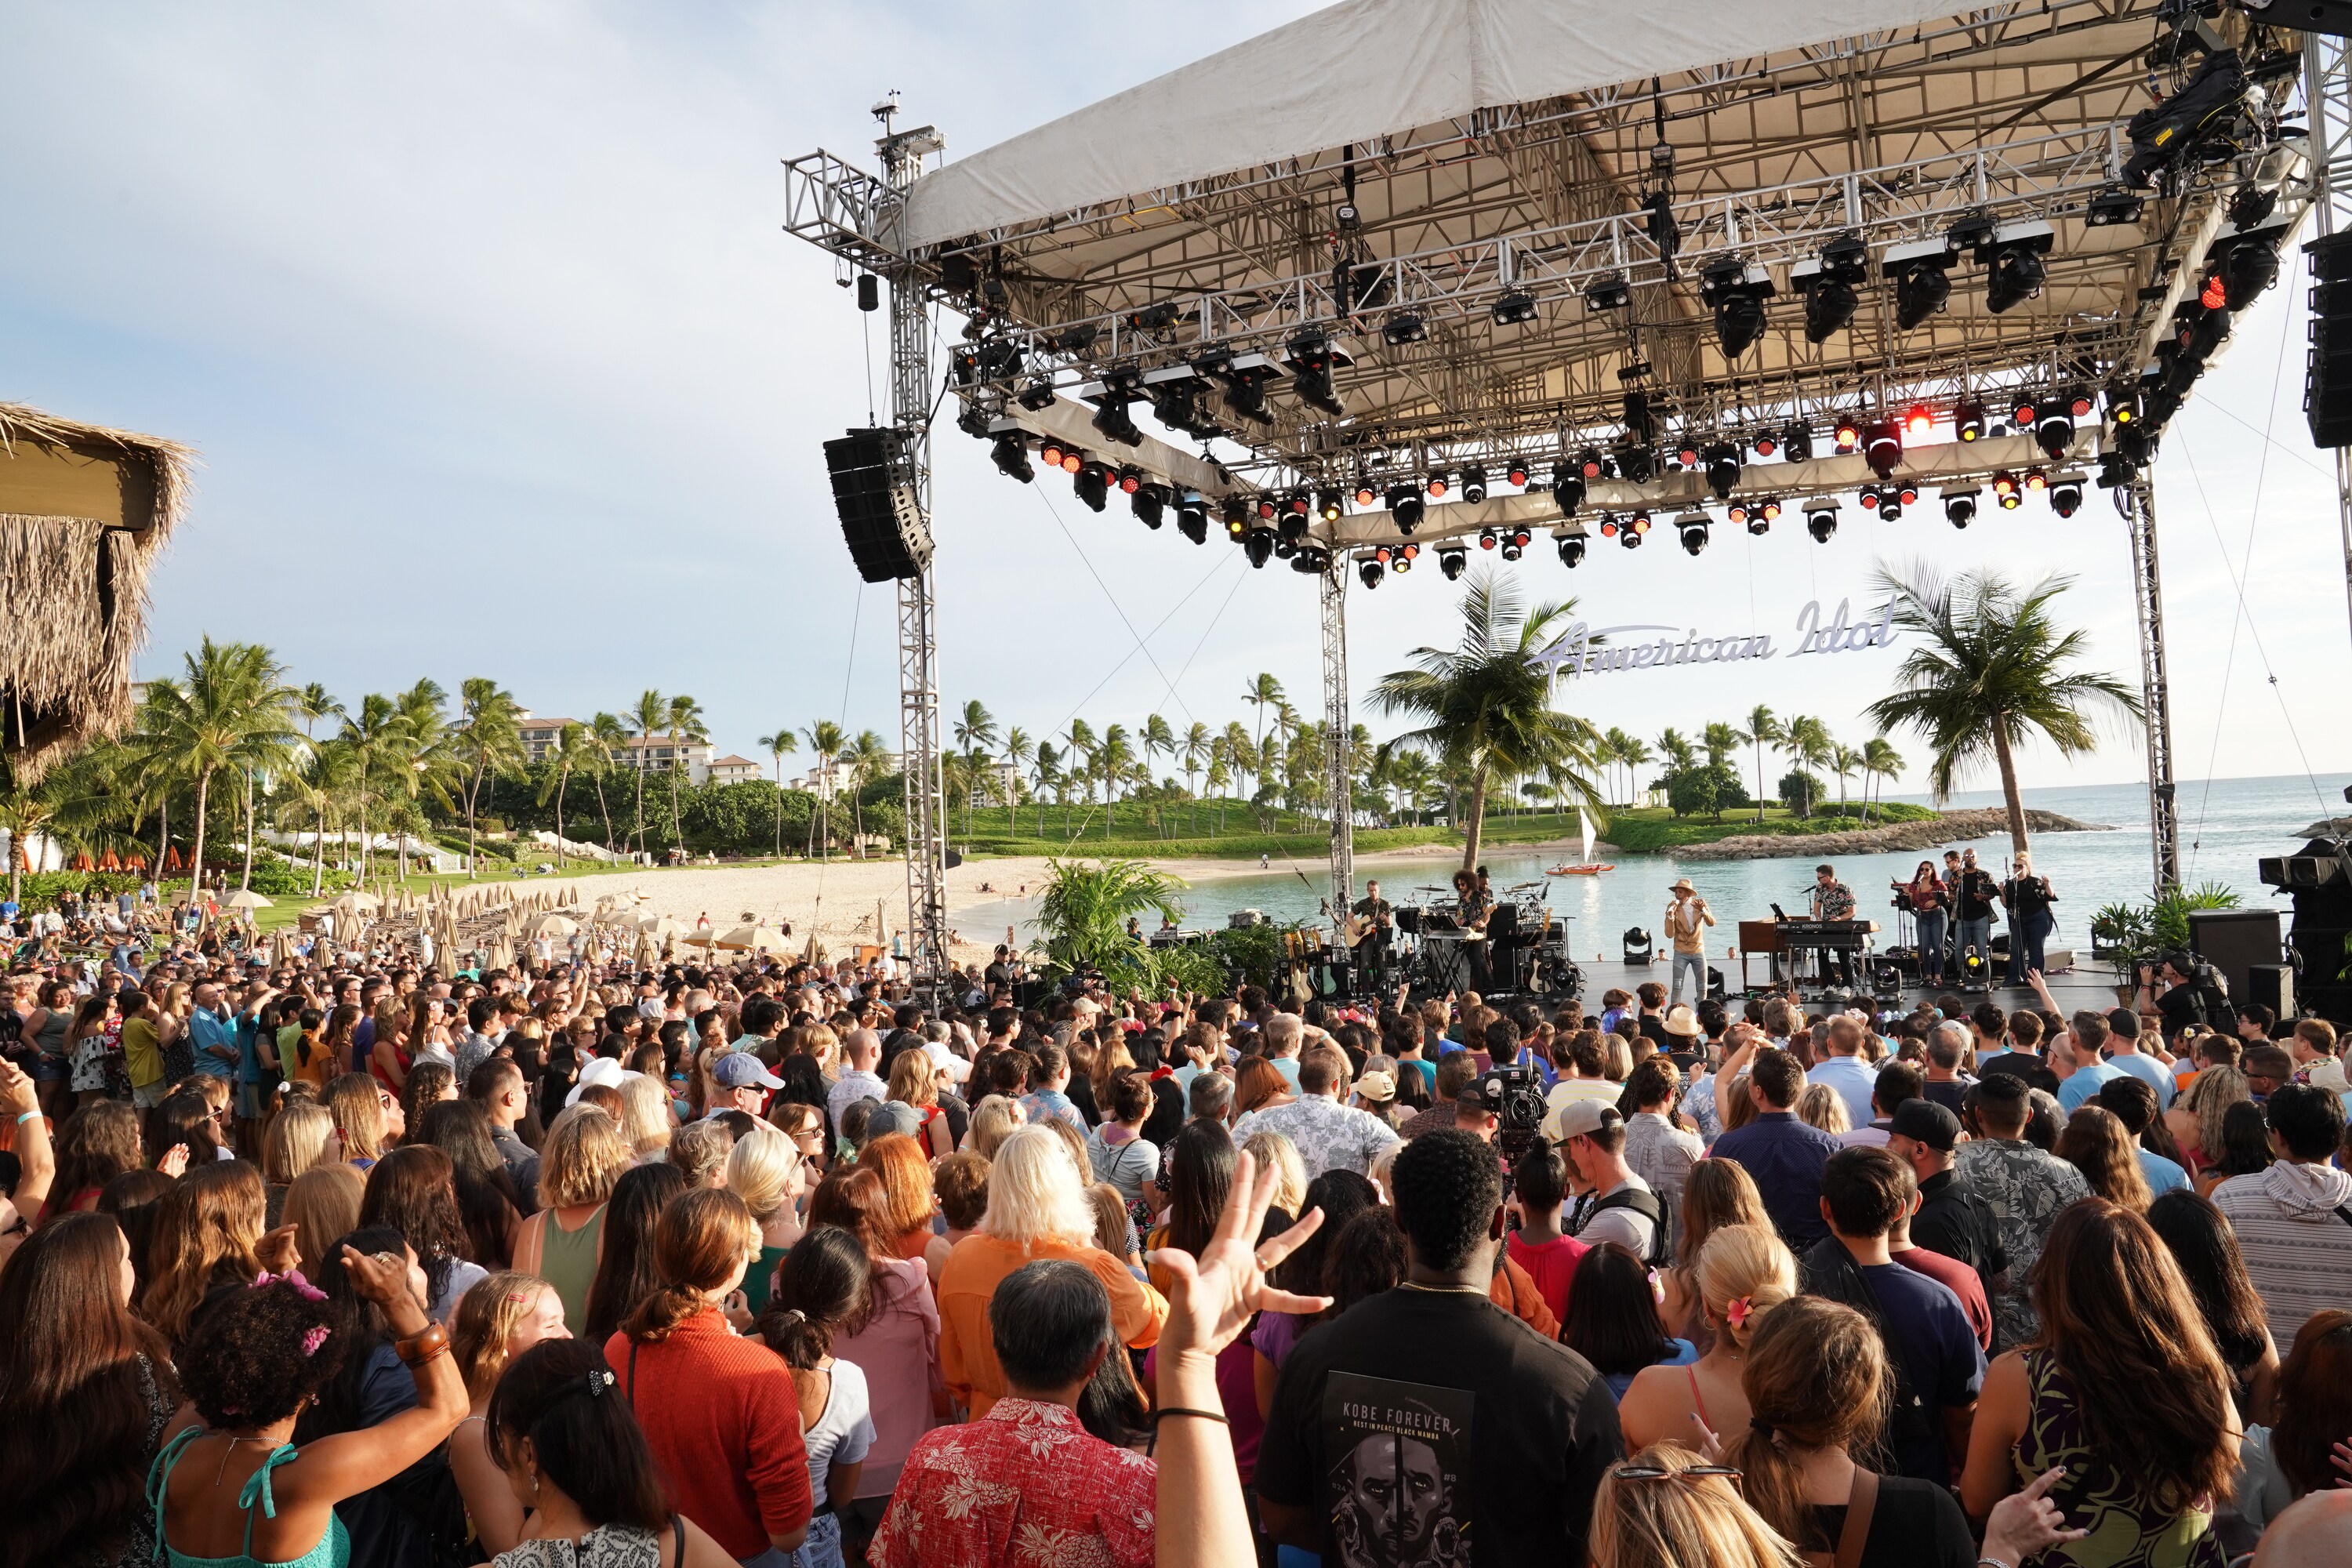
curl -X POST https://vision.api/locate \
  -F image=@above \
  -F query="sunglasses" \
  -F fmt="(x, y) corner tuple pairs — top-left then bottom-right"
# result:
(1612, 1464), (1740, 1483)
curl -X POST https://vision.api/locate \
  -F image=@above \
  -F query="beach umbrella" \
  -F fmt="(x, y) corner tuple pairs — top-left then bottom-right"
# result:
(638, 916), (688, 941)
(223, 890), (274, 910)
(717, 924), (791, 954)
(531, 913), (579, 938)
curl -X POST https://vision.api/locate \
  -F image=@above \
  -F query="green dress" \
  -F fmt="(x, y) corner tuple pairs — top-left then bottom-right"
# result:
(741, 1242), (793, 1316)
(2011, 1348), (2223, 1568)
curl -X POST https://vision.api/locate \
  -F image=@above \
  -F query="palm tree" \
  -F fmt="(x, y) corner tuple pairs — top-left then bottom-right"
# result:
(390, 679), (456, 880)
(1617, 736), (1654, 806)
(1242, 673), (1285, 762)
(332, 694), (405, 888)
(1002, 726), (1035, 837)
(1866, 565), (2140, 855)
(535, 722), (597, 866)
(626, 689), (667, 855)
(1204, 742), (1233, 833)
(586, 713), (628, 854)
(953, 700), (1000, 835)
(1097, 725), (1135, 837)
(1370, 567), (1608, 871)
(755, 727), (800, 857)
(1778, 715), (1834, 818)
(1655, 728), (1697, 776)
(136, 638), (301, 893)
(846, 729), (889, 846)
(453, 677), (524, 877)
(1859, 736), (1904, 821)
(1830, 742), (1861, 815)
(1742, 706), (1782, 822)
(1701, 722), (1742, 771)
(292, 684), (343, 888)
(662, 694), (707, 854)
(804, 719), (847, 857)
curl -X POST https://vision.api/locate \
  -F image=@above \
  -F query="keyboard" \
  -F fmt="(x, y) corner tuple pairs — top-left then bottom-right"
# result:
(1770, 919), (1880, 949)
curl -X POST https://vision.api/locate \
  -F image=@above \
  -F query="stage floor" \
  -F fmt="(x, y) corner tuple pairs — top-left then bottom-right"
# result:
(1370, 952), (2134, 1017)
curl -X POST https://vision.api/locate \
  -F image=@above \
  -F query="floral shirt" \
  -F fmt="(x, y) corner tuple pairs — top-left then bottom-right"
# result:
(1955, 1138), (2090, 1350)
(1229, 1094), (1399, 1181)
(869, 1397), (1154, 1568)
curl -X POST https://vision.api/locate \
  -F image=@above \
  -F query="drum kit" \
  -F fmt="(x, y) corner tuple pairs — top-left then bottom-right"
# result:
(1377, 880), (1581, 1002)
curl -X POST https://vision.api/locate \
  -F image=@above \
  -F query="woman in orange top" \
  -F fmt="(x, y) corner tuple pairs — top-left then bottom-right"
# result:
(935, 1123), (1167, 1421)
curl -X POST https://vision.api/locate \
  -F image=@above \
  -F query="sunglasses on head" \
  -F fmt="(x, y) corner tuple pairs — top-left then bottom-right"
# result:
(1612, 1464), (1740, 1483)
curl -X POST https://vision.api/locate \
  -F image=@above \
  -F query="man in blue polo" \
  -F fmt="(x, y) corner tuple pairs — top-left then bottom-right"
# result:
(1709, 1042), (1842, 1250)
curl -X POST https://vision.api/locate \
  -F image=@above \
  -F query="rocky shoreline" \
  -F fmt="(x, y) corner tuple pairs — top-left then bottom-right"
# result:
(1673, 808), (2108, 862)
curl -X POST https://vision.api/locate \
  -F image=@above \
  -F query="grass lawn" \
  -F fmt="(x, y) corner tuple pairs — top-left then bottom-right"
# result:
(223, 855), (808, 934)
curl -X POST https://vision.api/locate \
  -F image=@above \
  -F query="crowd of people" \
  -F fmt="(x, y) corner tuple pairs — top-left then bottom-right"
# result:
(2, 903), (2350, 1568)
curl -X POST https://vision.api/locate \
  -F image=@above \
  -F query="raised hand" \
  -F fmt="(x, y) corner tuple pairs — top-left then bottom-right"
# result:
(1984, 1467), (2086, 1563)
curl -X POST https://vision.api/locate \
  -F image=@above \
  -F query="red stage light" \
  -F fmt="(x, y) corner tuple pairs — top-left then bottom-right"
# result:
(1354, 485), (1377, 507)
(1061, 452), (1083, 474)
(2200, 273), (2227, 310)
(1904, 406), (1932, 438)
(1427, 475), (1450, 499)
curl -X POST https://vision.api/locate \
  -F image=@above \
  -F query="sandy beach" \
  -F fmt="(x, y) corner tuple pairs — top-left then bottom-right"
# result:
(525, 840), (1515, 962)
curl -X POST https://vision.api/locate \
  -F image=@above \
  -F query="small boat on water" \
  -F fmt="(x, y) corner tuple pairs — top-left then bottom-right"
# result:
(1548, 817), (1612, 876)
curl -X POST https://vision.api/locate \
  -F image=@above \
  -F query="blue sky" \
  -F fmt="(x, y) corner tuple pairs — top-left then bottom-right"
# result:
(4, 1), (2347, 798)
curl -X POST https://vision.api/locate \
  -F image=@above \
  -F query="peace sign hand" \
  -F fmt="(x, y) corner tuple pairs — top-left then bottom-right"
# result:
(1147, 1149), (1329, 1369)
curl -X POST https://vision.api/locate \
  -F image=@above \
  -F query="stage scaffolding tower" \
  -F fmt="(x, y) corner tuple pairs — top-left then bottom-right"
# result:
(1321, 564), (1353, 918)
(878, 113), (950, 995)
(2124, 475), (2181, 894)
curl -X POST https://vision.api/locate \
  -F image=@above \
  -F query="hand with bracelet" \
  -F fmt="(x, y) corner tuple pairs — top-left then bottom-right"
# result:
(1978, 1465), (2086, 1566)
(1145, 1149), (1330, 1568)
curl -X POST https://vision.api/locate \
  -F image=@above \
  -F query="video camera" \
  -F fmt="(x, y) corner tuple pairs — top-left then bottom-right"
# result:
(1480, 1062), (1548, 1163)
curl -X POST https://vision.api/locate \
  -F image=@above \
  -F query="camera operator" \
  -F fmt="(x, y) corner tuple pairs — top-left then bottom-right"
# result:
(2134, 950), (2207, 1048)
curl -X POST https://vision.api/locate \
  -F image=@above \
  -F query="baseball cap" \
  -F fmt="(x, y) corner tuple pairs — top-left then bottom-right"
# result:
(1554, 1101), (1624, 1141)
(1889, 1098), (1960, 1152)
(865, 1100), (924, 1138)
(712, 1053), (784, 1091)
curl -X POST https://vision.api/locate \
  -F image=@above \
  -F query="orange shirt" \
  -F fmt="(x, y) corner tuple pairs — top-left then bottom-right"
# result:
(937, 1232), (1167, 1420)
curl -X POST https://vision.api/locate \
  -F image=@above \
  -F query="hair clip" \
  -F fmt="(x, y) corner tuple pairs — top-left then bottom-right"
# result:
(1646, 1269), (1665, 1305)
(776, 1308), (806, 1327)
(1726, 1295), (1754, 1330)
(587, 1370), (615, 1397)
(1750, 1416), (1776, 1436)
(254, 1269), (328, 1303)
(302, 1325), (332, 1356)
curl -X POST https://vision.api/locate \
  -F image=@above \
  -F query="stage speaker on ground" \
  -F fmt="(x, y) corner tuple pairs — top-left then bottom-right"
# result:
(2307, 231), (2352, 448)
(2247, 964), (2295, 1022)
(2188, 909), (2284, 1010)
(823, 427), (932, 582)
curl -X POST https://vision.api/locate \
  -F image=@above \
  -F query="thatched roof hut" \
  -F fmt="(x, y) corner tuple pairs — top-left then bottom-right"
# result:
(0, 402), (194, 779)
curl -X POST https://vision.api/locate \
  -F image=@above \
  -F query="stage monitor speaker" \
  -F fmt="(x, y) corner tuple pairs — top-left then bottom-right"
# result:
(2307, 231), (2352, 448)
(2188, 909), (2284, 1007)
(2246, 964), (2295, 1021)
(823, 427), (932, 582)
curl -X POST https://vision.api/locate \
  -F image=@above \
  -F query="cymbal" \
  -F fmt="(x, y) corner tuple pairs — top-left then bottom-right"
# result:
(1414, 885), (1450, 892)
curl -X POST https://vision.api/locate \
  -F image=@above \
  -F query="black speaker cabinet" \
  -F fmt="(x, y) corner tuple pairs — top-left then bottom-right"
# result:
(2188, 909), (2285, 1006)
(2246, 964), (2296, 1021)
(823, 427), (932, 582)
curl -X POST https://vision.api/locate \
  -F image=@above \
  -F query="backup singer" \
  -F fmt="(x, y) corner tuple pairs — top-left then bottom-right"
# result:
(1893, 860), (1950, 988)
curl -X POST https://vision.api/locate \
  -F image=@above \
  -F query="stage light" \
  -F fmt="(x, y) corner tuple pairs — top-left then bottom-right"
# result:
(1892, 253), (1953, 330)
(1018, 377), (1058, 412)
(1427, 472), (1450, 499)
(1677, 513), (1711, 556)
(1290, 546), (1330, 575)
(1387, 485), (1425, 532)
(1318, 489), (1344, 523)
(1619, 523), (1644, 550)
(1217, 360), (1278, 426)
(1131, 485), (1167, 528)
(2085, 184), (2144, 227)
(2097, 452), (2139, 490)
(1477, 528), (1497, 550)
(1903, 405), (1933, 440)
(1746, 506), (1773, 537)
(2024, 466), (2049, 492)
(1381, 312), (1428, 346)
(1980, 221), (2053, 314)
(1586, 275), (1631, 311)
(1864, 422), (1902, 480)
(1833, 416), (1861, 452)
(1991, 470), (2023, 510)
(1176, 496), (1209, 543)
(1353, 483), (1377, 507)
(1806, 499), (1840, 543)
(1287, 332), (1346, 417)
(1223, 498), (1251, 538)
(990, 434), (1035, 483)
(1510, 527), (1531, 549)
(1782, 424), (1814, 463)
(1091, 394), (1144, 448)
(1073, 461), (1112, 513)
(1125, 302), (1178, 332)
(1943, 488), (1978, 528)
(1358, 553), (1384, 589)
(1704, 445), (1741, 499)
(1461, 466), (1489, 503)
(1277, 506), (1309, 543)
(1499, 536), (1524, 561)
(2035, 401), (2075, 460)
(1858, 485), (1882, 512)
(1896, 481), (1920, 507)
(1398, 541), (1420, 565)
(1617, 445), (1656, 484)
(2107, 387), (2140, 426)
(1878, 495), (1904, 522)
(1255, 497), (1278, 521)
(2009, 396), (2037, 429)
(1795, 236), (1867, 344)
(1552, 466), (1584, 514)
(1120, 467), (1143, 495)
(1761, 498), (1782, 521)
(1955, 400), (1985, 441)
(1726, 500), (1749, 524)
(1440, 546), (1469, 579)
(1148, 373), (1219, 440)
(1700, 258), (1774, 360)
(1675, 441), (1701, 471)
(1575, 448), (1603, 480)
(1752, 432), (1778, 458)
(1630, 509), (1653, 535)
(1556, 535), (1586, 568)
(2049, 472), (2087, 517)
(1505, 461), (1528, 488)
(1802, 276), (1857, 343)
(1243, 528), (1276, 568)
(2067, 389), (2095, 419)
(1493, 291), (1538, 325)
(1040, 439), (1065, 469)
(1273, 534), (1298, 562)
(2221, 230), (2282, 310)
(1599, 516), (1619, 538)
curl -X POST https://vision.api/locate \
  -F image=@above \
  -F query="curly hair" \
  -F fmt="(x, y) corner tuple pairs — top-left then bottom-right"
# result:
(1389, 1129), (1501, 1272)
(179, 1275), (347, 1428)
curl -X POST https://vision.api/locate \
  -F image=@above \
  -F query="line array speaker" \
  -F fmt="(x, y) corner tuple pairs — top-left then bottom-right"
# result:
(2305, 231), (2352, 448)
(823, 427), (931, 582)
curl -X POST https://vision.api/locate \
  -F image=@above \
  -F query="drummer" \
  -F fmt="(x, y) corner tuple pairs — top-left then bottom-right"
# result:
(1452, 868), (1494, 993)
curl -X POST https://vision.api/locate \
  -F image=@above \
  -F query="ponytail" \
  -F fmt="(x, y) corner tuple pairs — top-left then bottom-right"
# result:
(619, 1189), (757, 1345)
(757, 1225), (873, 1370)
(1721, 1298), (1887, 1547)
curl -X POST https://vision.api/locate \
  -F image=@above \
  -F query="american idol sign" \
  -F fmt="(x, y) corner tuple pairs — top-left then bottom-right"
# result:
(1534, 597), (1896, 679)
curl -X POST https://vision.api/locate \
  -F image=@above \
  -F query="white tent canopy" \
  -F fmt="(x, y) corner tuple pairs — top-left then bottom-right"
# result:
(902, 0), (1958, 249)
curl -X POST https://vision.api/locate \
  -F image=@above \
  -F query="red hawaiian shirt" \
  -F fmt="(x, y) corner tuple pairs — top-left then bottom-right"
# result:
(869, 1397), (1156, 1568)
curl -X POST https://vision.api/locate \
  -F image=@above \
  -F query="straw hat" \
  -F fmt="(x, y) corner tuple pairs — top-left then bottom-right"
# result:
(1663, 1004), (1702, 1039)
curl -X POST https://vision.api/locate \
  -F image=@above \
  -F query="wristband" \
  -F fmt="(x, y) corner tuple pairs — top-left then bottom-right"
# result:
(1152, 1406), (1229, 1425)
(1977, 1559), (2013, 1568)
(16, 1110), (43, 1125)
(394, 1322), (451, 1367)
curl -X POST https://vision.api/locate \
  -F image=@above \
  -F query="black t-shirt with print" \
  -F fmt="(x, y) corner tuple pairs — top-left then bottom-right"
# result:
(1255, 1286), (1624, 1566)
(1805, 1475), (1976, 1568)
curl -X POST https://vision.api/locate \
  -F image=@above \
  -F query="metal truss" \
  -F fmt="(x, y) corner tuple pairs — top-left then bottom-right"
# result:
(2307, 29), (2352, 649)
(1320, 565), (1352, 917)
(2122, 474), (2180, 894)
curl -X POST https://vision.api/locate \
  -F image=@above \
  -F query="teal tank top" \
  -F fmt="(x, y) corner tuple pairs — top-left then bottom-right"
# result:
(147, 1428), (351, 1568)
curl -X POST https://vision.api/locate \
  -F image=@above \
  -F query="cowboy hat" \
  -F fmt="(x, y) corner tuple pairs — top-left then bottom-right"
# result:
(1662, 1004), (1702, 1038)
(1668, 877), (1697, 896)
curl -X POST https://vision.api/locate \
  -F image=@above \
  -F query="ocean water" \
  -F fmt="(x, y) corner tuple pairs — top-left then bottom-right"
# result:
(963, 772), (2351, 960)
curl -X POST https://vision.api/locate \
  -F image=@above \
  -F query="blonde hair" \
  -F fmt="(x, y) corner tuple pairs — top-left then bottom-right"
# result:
(2181, 1065), (2250, 1164)
(725, 1123), (803, 1224)
(617, 1073), (672, 1155)
(1040, 1112), (1091, 1173)
(1591, 1443), (1799, 1568)
(1693, 1224), (1797, 1352)
(283, 1163), (365, 1276)
(452, 1271), (554, 1401)
(1241, 1130), (1308, 1219)
(978, 1123), (1094, 1250)
(539, 1105), (633, 1208)
(1084, 1182), (1132, 1259)
(262, 1100), (336, 1186)
(887, 1048), (940, 1109)
(966, 1095), (1022, 1160)
(1792, 1083), (1850, 1136)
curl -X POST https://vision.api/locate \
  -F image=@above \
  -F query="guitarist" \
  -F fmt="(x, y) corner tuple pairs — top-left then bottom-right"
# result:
(1348, 879), (1395, 990)
(1452, 867), (1494, 993)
